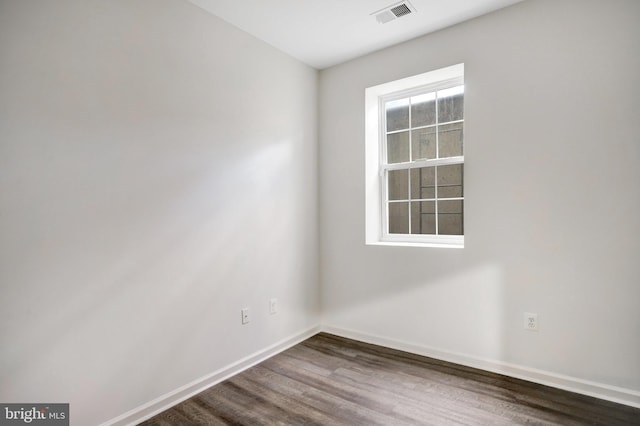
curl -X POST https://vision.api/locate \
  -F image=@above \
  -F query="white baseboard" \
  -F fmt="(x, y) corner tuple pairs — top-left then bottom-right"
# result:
(102, 325), (321, 426)
(103, 323), (640, 425)
(321, 325), (640, 409)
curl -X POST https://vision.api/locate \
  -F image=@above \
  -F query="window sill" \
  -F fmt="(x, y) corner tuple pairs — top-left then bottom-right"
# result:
(367, 240), (464, 249)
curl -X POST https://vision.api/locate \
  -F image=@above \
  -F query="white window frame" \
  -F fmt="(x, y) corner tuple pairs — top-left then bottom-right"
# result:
(365, 64), (464, 248)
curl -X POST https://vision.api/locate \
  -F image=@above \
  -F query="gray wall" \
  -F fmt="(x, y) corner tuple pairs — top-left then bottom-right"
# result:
(320, 0), (640, 394)
(0, 1), (319, 424)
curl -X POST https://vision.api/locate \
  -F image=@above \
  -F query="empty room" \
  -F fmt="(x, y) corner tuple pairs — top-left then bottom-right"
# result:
(1, 0), (639, 424)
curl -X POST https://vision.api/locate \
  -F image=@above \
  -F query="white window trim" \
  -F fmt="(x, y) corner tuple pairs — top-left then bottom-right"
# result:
(365, 63), (464, 248)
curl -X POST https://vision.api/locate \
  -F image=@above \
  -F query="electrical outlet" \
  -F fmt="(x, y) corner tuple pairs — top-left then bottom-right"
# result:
(524, 312), (538, 331)
(241, 308), (250, 325)
(269, 298), (278, 315)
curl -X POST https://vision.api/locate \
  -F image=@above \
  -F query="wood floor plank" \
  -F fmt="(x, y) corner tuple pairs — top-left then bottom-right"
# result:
(140, 333), (640, 425)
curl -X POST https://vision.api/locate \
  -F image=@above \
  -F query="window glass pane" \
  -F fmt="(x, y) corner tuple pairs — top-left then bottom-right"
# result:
(386, 98), (409, 131)
(438, 200), (463, 235)
(437, 86), (464, 123)
(388, 202), (409, 234)
(411, 92), (436, 127)
(437, 164), (463, 198)
(388, 169), (408, 200)
(410, 167), (435, 199)
(411, 127), (436, 161)
(411, 201), (436, 234)
(386, 131), (409, 163)
(438, 122), (463, 158)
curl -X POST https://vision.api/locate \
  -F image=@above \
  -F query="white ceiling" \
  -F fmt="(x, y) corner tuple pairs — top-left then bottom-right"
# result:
(188, 0), (524, 69)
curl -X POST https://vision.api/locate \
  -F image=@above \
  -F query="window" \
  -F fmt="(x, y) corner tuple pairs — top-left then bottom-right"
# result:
(365, 64), (464, 247)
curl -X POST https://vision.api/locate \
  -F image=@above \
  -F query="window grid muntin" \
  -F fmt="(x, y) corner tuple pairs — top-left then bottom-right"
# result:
(382, 82), (464, 237)
(384, 164), (464, 235)
(385, 118), (463, 135)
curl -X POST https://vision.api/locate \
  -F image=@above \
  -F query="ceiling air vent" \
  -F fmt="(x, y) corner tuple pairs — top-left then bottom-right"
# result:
(371, 1), (416, 24)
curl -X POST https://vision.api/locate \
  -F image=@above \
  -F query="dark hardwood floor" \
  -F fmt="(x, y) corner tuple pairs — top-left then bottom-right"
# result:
(140, 333), (640, 425)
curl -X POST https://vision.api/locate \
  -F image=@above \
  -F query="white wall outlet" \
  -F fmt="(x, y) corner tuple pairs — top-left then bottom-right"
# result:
(269, 298), (278, 315)
(524, 312), (538, 331)
(241, 308), (250, 324)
